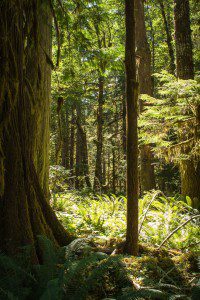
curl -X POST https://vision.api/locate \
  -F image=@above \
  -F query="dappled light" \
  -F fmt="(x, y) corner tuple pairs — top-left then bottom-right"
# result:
(0, 0), (199, 299)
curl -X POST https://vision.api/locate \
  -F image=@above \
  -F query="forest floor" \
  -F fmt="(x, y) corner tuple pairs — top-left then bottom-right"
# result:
(50, 189), (200, 299)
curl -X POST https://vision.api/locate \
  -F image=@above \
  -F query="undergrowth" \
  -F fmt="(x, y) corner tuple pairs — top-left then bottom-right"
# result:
(0, 236), (199, 300)
(51, 190), (200, 252)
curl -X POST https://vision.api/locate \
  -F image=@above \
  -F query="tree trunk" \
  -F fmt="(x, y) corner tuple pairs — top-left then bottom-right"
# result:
(174, 0), (199, 207)
(75, 105), (84, 189)
(180, 160), (200, 208)
(146, 6), (155, 91)
(94, 76), (104, 191)
(76, 111), (91, 188)
(125, 0), (139, 256)
(174, 0), (194, 79)
(135, 0), (156, 194)
(69, 106), (75, 187)
(140, 145), (156, 192)
(61, 106), (70, 169)
(0, 0), (73, 261)
(112, 147), (116, 194)
(122, 80), (127, 158)
(158, 0), (176, 74)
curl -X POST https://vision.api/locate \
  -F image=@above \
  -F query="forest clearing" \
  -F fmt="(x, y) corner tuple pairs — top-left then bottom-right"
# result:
(0, 0), (199, 299)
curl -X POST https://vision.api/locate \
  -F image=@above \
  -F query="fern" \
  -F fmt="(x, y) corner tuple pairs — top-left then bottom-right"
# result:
(0, 236), (197, 300)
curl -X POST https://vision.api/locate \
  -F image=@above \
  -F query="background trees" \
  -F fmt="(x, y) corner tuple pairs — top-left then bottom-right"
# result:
(50, 0), (199, 210)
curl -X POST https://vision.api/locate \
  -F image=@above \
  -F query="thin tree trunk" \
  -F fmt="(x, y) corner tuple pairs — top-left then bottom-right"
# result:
(146, 7), (155, 92)
(122, 81), (127, 158)
(75, 105), (84, 189)
(112, 147), (116, 194)
(174, 0), (194, 79)
(55, 106), (63, 165)
(94, 76), (104, 191)
(76, 118), (91, 188)
(158, 0), (176, 74)
(61, 106), (70, 169)
(102, 149), (106, 187)
(125, 0), (139, 256)
(69, 106), (75, 187)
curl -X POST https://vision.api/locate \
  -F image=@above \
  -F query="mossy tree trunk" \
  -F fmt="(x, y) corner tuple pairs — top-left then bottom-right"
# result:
(0, 0), (73, 262)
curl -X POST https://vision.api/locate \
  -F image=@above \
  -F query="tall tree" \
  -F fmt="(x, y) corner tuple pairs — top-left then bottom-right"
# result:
(69, 106), (76, 187)
(75, 103), (91, 189)
(0, 0), (72, 261)
(174, 0), (200, 207)
(125, 0), (139, 255)
(94, 75), (105, 191)
(174, 0), (194, 79)
(158, 0), (176, 74)
(61, 105), (70, 170)
(135, 0), (156, 193)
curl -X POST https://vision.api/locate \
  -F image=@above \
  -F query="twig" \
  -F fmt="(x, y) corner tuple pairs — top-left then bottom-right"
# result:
(157, 266), (177, 286)
(158, 214), (200, 249)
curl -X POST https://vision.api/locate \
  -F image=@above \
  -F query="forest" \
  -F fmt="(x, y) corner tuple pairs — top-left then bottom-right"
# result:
(0, 0), (199, 299)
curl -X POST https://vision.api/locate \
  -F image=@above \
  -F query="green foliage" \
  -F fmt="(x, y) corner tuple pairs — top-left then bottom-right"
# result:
(54, 190), (200, 252)
(0, 237), (131, 300)
(0, 236), (199, 300)
(139, 72), (200, 162)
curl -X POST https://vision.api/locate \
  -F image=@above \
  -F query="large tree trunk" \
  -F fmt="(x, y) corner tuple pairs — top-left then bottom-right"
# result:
(125, 0), (139, 256)
(135, 0), (156, 194)
(174, 0), (199, 207)
(0, 0), (73, 261)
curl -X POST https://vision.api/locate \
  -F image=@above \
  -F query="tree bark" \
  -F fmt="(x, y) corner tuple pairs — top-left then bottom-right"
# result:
(174, 0), (194, 79)
(135, 0), (156, 194)
(174, 0), (199, 207)
(94, 76), (104, 191)
(158, 0), (176, 74)
(61, 106), (70, 170)
(69, 106), (75, 187)
(125, 0), (139, 256)
(112, 147), (116, 194)
(0, 0), (73, 261)
(76, 110), (91, 189)
(75, 105), (84, 189)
